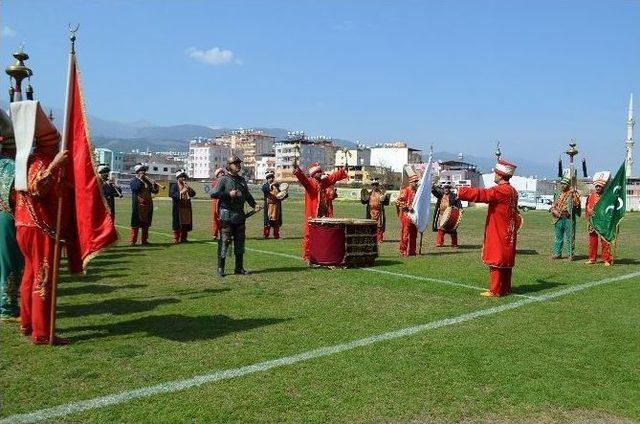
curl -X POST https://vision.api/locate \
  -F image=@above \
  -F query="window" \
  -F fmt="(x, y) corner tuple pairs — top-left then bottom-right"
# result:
(163, 167), (168, 172)
(153, 166), (158, 171)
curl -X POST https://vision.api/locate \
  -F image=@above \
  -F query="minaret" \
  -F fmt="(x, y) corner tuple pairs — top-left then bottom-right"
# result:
(626, 93), (635, 178)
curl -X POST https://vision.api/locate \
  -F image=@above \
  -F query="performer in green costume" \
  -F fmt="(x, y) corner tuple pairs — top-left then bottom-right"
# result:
(0, 112), (24, 320)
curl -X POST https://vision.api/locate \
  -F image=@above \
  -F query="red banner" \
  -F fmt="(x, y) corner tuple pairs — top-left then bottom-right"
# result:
(63, 55), (118, 271)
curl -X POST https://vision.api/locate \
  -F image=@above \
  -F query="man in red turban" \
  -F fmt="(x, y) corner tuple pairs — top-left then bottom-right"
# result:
(293, 162), (347, 261)
(457, 159), (521, 297)
(396, 174), (419, 256)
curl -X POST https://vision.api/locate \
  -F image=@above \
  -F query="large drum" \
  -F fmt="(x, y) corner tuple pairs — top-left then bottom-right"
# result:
(438, 206), (463, 232)
(308, 218), (378, 267)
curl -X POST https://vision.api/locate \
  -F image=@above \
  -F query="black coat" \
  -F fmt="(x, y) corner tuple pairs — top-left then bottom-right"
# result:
(211, 174), (256, 224)
(101, 181), (122, 219)
(170, 183), (196, 231)
(431, 187), (462, 232)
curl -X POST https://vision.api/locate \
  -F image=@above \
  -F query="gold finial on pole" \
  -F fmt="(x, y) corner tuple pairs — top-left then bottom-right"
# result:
(5, 44), (33, 102)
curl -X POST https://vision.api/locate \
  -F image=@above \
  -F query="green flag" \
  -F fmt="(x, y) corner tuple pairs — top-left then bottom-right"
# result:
(590, 162), (627, 243)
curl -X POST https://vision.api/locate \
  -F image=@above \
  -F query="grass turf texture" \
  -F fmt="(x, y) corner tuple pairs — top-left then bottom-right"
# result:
(1, 196), (638, 423)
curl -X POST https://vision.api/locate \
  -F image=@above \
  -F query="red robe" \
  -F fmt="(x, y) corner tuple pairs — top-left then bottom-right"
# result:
(585, 192), (611, 263)
(458, 181), (519, 268)
(210, 178), (221, 238)
(325, 187), (337, 218)
(15, 152), (81, 342)
(396, 186), (417, 256)
(458, 181), (520, 296)
(293, 167), (347, 260)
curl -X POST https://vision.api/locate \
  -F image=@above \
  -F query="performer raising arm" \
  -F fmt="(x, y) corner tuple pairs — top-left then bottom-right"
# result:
(431, 181), (463, 247)
(457, 159), (521, 297)
(293, 162), (347, 261)
(361, 178), (390, 242)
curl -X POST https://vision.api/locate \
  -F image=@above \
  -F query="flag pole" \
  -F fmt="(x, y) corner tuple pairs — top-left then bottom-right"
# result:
(49, 25), (78, 345)
(611, 226), (619, 266)
(419, 232), (423, 255)
(565, 141), (578, 261)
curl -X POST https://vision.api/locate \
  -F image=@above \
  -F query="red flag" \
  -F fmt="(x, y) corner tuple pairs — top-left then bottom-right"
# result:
(62, 53), (118, 271)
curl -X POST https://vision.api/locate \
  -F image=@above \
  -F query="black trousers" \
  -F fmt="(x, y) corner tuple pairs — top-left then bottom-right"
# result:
(218, 221), (246, 269)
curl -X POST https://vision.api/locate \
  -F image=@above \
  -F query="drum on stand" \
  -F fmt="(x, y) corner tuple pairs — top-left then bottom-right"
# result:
(308, 218), (378, 267)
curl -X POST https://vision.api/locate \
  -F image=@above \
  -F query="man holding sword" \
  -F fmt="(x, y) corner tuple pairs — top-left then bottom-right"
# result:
(210, 155), (260, 277)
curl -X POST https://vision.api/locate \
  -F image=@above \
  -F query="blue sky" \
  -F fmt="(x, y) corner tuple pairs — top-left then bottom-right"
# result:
(1, 0), (639, 171)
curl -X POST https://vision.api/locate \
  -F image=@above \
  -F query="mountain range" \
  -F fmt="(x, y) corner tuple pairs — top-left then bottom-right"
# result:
(1, 101), (554, 177)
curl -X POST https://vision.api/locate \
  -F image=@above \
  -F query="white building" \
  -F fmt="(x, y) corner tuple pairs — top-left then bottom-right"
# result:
(255, 155), (277, 181)
(187, 141), (232, 180)
(94, 148), (124, 175)
(146, 161), (182, 180)
(335, 147), (371, 167)
(370, 142), (422, 173)
(215, 129), (275, 178)
(274, 140), (332, 182)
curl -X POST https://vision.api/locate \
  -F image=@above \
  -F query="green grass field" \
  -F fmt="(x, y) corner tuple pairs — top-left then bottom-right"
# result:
(1, 196), (639, 423)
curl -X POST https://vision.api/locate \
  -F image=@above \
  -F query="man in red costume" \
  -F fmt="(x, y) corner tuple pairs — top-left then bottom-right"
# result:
(210, 167), (225, 239)
(396, 174), (419, 256)
(323, 178), (338, 218)
(585, 171), (612, 266)
(293, 162), (347, 261)
(15, 139), (75, 344)
(457, 159), (521, 297)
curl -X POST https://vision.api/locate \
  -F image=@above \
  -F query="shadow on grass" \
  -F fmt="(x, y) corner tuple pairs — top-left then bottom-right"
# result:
(173, 287), (232, 296)
(421, 250), (464, 257)
(66, 314), (289, 342)
(250, 266), (310, 274)
(58, 283), (147, 296)
(612, 258), (640, 265)
(455, 244), (482, 249)
(128, 242), (175, 249)
(516, 249), (539, 255)
(247, 236), (303, 241)
(512, 278), (564, 295)
(59, 273), (130, 284)
(374, 259), (404, 267)
(59, 297), (180, 318)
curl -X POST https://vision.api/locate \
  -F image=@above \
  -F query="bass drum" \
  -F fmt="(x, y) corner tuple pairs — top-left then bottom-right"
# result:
(438, 206), (463, 232)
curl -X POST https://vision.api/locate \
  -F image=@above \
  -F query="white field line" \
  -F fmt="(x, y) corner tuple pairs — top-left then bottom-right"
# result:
(4, 269), (639, 424)
(114, 226), (510, 296)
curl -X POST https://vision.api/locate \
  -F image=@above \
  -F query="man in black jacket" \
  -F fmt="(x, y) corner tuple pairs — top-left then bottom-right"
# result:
(431, 181), (463, 247)
(210, 155), (258, 276)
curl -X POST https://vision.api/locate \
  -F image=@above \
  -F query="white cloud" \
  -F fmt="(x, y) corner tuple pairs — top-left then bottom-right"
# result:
(186, 46), (239, 66)
(2, 26), (17, 37)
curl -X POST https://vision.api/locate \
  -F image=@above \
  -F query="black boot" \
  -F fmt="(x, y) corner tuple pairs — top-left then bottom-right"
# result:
(234, 254), (249, 275)
(217, 257), (225, 277)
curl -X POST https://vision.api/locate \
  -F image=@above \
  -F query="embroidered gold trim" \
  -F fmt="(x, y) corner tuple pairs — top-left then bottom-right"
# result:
(35, 258), (50, 299)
